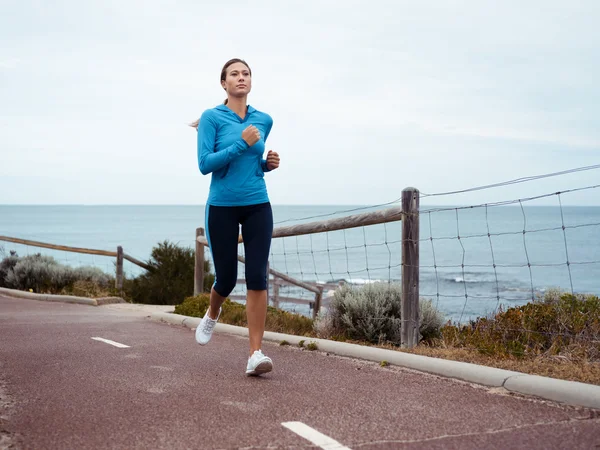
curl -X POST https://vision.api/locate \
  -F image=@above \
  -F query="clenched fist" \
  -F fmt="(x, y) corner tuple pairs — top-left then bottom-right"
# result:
(242, 125), (261, 147)
(266, 150), (280, 170)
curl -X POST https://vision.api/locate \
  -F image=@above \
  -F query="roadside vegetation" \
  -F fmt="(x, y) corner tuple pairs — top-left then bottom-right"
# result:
(174, 276), (600, 385)
(122, 241), (214, 305)
(174, 295), (315, 336)
(2, 243), (598, 384)
(314, 285), (600, 385)
(0, 241), (213, 304)
(0, 247), (114, 296)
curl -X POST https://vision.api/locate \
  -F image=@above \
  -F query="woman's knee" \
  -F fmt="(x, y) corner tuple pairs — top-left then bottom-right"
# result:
(214, 277), (237, 298)
(245, 269), (268, 291)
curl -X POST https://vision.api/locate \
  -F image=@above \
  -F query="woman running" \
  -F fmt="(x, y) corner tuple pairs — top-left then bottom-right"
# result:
(192, 58), (280, 376)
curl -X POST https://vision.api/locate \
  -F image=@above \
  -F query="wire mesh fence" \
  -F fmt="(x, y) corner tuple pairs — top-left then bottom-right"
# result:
(1, 166), (598, 340)
(224, 182), (599, 326)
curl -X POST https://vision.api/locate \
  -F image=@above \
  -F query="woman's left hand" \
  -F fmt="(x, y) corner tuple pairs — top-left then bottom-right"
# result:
(266, 150), (280, 170)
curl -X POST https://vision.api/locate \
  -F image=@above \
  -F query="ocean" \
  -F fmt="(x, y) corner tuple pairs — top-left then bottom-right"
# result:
(0, 204), (598, 322)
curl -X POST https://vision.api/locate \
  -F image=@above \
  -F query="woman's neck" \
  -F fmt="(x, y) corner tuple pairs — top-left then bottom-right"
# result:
(226, 96), (247, 119)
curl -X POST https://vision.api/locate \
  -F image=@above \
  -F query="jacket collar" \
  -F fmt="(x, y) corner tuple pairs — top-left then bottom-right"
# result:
(216, 104), (256, 115)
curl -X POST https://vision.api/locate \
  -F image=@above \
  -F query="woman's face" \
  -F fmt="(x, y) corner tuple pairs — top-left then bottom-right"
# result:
(222, 62), (252, 97)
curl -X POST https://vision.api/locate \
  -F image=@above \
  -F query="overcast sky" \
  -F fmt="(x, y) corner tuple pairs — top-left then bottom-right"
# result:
(1, 0), (599, 207)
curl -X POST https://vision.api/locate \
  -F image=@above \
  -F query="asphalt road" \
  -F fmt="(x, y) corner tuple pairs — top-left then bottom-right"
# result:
(1, 295), (599, 449)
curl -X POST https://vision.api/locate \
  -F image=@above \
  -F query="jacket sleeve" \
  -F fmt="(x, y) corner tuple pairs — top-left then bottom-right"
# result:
(260, 116), (274, 173)
(197, 111), (249, 175)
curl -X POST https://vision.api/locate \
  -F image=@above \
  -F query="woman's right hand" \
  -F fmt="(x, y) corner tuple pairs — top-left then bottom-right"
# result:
(242, 125), (261, 146)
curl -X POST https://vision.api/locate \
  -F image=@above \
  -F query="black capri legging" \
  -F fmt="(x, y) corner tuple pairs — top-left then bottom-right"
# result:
(205, 202), (273, 297)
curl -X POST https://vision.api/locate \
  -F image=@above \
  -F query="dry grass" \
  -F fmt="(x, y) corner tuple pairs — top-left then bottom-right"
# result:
(60, 280), (115, 298)
(174, 290), (600, 386)
(334, 338), (600, 385)
(174, 294), (316, 337)
(404, 346), (600, 385)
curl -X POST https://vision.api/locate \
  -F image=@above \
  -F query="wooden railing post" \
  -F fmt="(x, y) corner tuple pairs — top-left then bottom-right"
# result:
(116, 246), (124, 291)
(189, 205), (408, 315)
(312, 285), (323, 320)
(273, 279), (280, 309)
(266, 261), (270, 300)
(401, 187), (420, 348)
(194, 228), (205, 296)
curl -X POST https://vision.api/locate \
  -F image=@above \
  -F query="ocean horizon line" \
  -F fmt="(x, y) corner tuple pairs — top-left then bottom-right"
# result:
(1, 203), (599, 208)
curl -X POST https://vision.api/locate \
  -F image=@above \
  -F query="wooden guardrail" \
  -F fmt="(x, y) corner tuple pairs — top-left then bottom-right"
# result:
(196, 205), (403, 247)
(0, 188), (420, 347)
(0, 235), (151, 291)
(193, 241), (325, 319)
(194, 187), (420, 347)
(227, 278), (340, 311)
(193, 205), (406, 319)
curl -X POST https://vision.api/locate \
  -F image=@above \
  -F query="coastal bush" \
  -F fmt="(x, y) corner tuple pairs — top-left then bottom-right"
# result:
(314, 282), (445, 345)
(0, 240), (215, 302)
(124, 240), (214, 305)
(0, 248), (19, 288)
(5, 254), (73, 292)
(73, 266), (112, 285)
(2, 253), (112, 294)
(61, 280), (114, 298)
(174, 294), (315, 336)
(440, 290), (600, 361)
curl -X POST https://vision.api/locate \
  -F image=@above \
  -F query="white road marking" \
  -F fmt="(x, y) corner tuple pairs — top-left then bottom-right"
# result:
(91, 337), (130, 348)
(281, 422), (352, 450)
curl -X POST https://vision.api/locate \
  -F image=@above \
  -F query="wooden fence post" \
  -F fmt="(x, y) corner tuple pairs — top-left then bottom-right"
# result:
(194, 227), (205, 296)
(273, 279), (280, 309)
(312, 285), (323, 320)
(401, 187), (420, 348)
(116, 246), (124, 292)
(266, 261), (270, 302)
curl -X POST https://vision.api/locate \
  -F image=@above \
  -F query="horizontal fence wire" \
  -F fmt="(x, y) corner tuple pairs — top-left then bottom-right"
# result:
(420, 163), (600, 198)
(2, 166), (598, 348)
(273, 201), (403, 226)
(227, 221), (404, 316)
(420, 183), (600, 330)
(248, 176), (600, 340)
(421, 184), (600, 214)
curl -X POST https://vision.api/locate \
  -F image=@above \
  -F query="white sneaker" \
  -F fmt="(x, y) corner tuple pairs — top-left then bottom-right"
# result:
(246, 350), (273, 376)
(195, 307), (221, 345)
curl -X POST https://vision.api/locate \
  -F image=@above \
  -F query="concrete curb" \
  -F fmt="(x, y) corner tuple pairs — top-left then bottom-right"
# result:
(150, 311), (600, 410)
(504, 374), (600, 410)
(0, 287), (126, 307)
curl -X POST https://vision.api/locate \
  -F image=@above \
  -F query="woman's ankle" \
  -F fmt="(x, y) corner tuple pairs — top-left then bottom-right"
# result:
(207, 306), (220, 320)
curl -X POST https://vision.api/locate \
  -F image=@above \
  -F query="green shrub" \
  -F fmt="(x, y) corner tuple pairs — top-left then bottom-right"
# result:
(1, 253), (112, 294)
(305, 342), (318, 351)
(124, 240), (213, 305)
(420, 298), (446, 340)
(314, 282), (445, 345)
(61, 280), (115, 298)
(174, 294), (315, 336)
(5, 254), (74, 293)
(72, 266), (112, 286)
(441, 290), (600, 360)
(0, 240), (214, 303)
(174, 294), (234, 318)
(0, 248), (19, 288)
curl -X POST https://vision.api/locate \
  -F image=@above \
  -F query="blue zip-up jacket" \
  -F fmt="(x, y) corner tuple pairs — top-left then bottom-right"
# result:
(197, 104), (273, 206)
